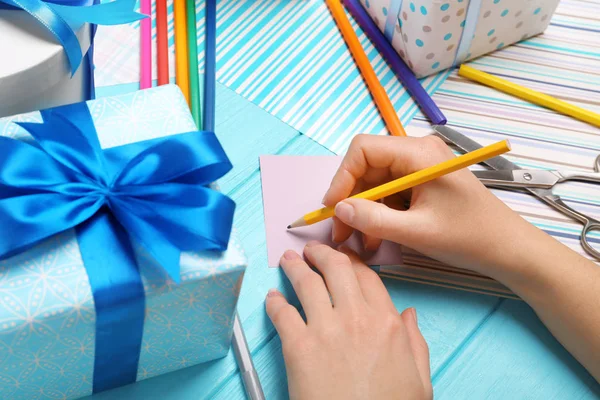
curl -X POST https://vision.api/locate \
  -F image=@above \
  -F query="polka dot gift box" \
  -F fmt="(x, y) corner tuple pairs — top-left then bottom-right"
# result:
(361, 0), (560, 77)
(0, 85), (247, 400)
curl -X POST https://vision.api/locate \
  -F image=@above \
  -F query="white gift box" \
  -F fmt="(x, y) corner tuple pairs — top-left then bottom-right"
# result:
(0, 11), (92, 118)
(361, 0), (560, 77)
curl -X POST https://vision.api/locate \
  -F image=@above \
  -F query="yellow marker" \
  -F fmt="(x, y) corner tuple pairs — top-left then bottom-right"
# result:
(287, 139), (511, 228)
(459, 64), (600, 128)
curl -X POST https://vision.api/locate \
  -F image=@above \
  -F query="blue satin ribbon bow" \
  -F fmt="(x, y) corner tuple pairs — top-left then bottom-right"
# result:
(0, 102), (235, 392)
(0, 0), (144, 75)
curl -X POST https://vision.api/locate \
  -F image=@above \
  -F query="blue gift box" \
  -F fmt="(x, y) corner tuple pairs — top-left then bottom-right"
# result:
(0, 85), (247, 400)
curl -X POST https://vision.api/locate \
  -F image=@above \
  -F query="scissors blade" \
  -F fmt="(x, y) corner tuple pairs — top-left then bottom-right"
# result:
(433, 125), (599, 260)
(432, 125), (519, 171)
(472, 169), (519, 184)
(431, 125), (580, 219)
(473, 169), (561, 189)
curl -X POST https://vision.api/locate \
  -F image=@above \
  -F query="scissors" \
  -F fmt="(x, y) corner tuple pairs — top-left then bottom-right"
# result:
(433, 125), (600, 261)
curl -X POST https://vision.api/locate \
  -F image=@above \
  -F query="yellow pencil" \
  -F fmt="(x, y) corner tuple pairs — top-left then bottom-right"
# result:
(459, 64), (600, 128)
(287, 139), (511, 228)
(174, 0), (190, 106)
(325, 0), (407, 136)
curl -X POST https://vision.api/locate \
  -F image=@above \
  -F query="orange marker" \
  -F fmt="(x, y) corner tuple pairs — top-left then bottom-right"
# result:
(326, 0), (407, 136)
(174, 0), (190, 105)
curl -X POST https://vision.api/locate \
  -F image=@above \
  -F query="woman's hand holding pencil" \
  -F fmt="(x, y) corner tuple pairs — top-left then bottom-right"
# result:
(288, 137), (510, 229)
(318, 134), (529, 274)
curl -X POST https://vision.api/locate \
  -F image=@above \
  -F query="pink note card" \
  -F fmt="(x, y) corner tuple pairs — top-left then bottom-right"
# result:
(260, 155), (404, 267)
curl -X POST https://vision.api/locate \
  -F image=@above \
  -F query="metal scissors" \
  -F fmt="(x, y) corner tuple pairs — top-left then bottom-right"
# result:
(472, 160), (600, 190)
(433, 125), (600, 261)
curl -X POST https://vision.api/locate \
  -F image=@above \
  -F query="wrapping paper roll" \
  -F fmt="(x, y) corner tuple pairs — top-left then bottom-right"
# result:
(0, 10), (92, 118)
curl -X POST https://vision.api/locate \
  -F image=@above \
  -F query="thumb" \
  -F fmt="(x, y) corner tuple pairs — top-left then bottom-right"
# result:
(334, 198), (418, 244)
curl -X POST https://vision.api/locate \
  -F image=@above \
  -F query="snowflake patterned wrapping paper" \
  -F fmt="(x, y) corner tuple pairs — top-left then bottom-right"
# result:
(360, 0), (560, 77)
(0, 85), (247, 400)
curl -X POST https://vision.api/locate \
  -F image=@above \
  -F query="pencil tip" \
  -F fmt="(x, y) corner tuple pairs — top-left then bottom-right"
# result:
(287, 225), (291, 230)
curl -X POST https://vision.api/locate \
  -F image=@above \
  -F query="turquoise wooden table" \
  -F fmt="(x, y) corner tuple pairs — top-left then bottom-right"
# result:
(84, 78), (600, 400)
(82, 0), (600, 396)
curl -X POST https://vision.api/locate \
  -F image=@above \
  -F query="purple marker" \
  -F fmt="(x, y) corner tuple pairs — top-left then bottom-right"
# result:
(343, 0), (447, 125)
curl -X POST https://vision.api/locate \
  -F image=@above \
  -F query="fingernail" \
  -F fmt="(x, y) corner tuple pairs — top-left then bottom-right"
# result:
(306, 240), (320, 247)
(283, 250), (300, 260)
(321, 194), (328, 206)
(267, 288), (282, 298)
(411, 308), (418, 323)
(334, 202), (354, 224)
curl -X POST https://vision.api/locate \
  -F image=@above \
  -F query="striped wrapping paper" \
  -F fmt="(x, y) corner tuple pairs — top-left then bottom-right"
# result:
(379, 0), (600, 298)
(93, 0), (449, 154)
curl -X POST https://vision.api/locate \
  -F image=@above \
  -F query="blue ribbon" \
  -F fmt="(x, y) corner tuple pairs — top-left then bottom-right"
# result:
(0, 0), (144, 75)
(383, 0), (403, 42)
(453, 0), (483, 65)
(0, 102), (235, 392)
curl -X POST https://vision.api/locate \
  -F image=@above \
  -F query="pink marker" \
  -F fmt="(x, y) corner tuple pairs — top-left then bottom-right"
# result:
(140, 0), (152, 89)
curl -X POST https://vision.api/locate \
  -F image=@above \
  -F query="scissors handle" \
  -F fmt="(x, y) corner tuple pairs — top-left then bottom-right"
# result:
(556, 170), (600, 184)
(555, 154), (600, 184)
(581, 222), (600, 262)
(547, 196), (600, 261)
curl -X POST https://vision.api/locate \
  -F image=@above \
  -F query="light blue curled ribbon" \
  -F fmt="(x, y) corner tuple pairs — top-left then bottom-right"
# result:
(383, 0), (403, 41)
(0, 0), (144, 75)
(453, 0), (483, 65)
(0, 102), (236, 392)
